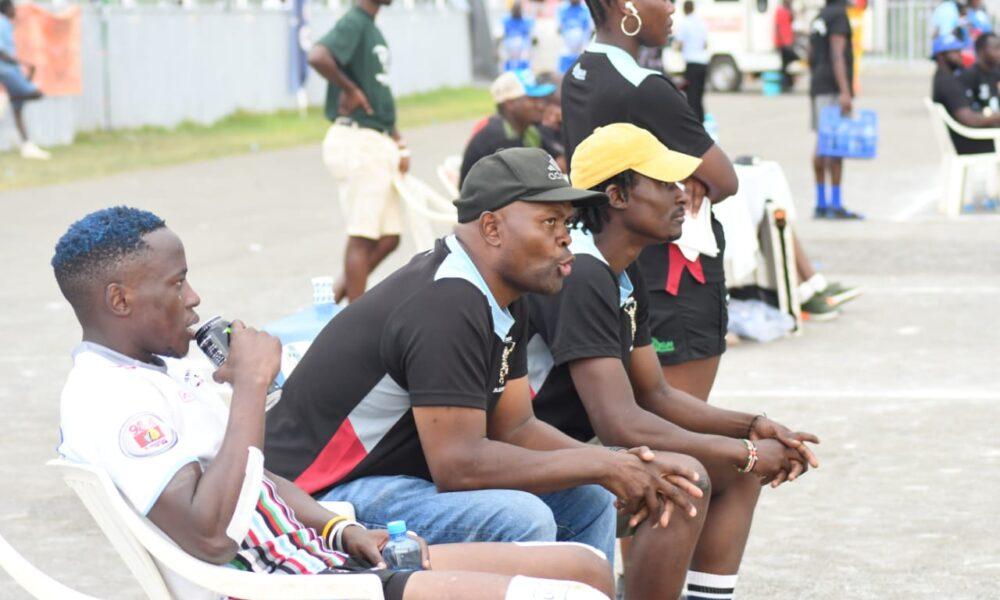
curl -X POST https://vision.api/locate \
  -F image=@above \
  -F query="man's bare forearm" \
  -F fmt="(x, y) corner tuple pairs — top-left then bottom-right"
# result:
(597, 404), (746, 468)
(432, 439), (617, 495)
(269, 472), (337, 531)
(308, 45), (359, 94)
(188, 378), (269, 537)
(496, 415), (591, 452)
(639, 385), (755, 439)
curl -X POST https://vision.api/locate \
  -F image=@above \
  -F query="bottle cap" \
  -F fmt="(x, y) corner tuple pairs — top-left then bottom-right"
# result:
(386, 520), (407, 536)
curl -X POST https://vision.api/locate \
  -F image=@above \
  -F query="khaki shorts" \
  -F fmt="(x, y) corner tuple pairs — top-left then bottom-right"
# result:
(322, 123), (403, 240)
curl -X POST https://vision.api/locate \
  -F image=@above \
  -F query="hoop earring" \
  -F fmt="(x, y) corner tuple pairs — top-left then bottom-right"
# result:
(621, 1), (642, 37)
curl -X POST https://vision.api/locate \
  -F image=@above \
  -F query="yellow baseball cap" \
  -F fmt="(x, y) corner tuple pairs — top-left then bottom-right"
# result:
(570, 123), (703, 191)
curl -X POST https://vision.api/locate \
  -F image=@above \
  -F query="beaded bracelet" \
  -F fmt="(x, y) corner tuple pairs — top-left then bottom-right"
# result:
(736, 439), (758, 474)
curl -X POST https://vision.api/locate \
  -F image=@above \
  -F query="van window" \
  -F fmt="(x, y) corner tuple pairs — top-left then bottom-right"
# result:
(756, 0), (768, 11)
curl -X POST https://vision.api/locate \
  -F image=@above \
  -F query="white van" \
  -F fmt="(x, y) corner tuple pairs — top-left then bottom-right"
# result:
(664, 0), (810, 91)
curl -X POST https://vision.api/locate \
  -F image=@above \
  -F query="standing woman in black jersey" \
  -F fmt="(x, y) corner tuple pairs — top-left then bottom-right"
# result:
(562, 0), (738, 403)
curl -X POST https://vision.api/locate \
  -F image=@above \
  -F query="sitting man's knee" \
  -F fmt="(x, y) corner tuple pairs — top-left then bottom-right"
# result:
(682, 455), (713, 498)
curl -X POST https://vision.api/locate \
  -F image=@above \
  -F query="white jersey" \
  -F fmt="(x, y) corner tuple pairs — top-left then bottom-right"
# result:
(58, 342), (230, 515)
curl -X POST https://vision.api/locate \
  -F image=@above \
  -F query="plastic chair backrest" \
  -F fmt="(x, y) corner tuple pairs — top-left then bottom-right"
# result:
(0, 529), (100, 600)
(924, 98), (959, 158)
(49, 460), (384, 600)
(48, 460), (174, 600)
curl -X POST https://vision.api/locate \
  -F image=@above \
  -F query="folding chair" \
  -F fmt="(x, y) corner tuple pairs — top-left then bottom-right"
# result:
(48, 459), (381, 600)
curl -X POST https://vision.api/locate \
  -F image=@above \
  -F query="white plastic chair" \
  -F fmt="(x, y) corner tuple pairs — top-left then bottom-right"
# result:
(0, 529), (100, 599)
(393, 174), (458, 252)
(47, 459), (382, 600)
(924, 97), (1000, 217)
(436, 155), (462, 199)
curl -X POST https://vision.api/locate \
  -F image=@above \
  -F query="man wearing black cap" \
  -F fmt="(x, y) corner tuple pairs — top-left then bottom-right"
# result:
(264, 148), (707, 565)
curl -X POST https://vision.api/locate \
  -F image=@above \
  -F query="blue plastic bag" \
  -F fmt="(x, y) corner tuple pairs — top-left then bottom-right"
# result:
(817, 107), (878, 159)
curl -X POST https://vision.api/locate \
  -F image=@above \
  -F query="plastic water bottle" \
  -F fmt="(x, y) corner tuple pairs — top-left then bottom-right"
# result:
(703, 114), (719, 143)
(381, 520), (423, 571)
(861, 120), (877, 157)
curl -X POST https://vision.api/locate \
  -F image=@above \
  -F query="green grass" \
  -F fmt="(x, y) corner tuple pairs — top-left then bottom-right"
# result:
(0, 86), (492, 191)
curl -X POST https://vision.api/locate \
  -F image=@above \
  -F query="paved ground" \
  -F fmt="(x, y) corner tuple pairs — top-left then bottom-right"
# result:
(1, 64), (998, 599)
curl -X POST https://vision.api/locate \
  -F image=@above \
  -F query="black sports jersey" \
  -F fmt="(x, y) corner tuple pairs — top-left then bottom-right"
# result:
(959, 64), (1000, 113)
(933, 65), (996, 155)
(561, 42), (724, 290)
(264, 236), (528, 497)
(526, 230), (651, 442)
(808, 1), (854, 96)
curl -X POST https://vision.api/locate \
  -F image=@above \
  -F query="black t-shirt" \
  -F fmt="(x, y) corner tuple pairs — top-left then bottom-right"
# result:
(561, 42), (725, 289)
(459, 115), (561, 186)
(526, 231), (651, 442)
(933, 65), (996, 155)
(959, 64), (1000, 112)
(808, 1), (854, 96)
(264, 236), (529, 497)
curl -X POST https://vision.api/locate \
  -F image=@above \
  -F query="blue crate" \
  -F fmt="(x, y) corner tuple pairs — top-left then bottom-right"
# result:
(817, 107), (878, 159)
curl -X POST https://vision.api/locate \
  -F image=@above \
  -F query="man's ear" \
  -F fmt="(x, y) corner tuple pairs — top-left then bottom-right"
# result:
(478, 211), (503, 247)
(105, 282), (132, 317)
(605, 183), (630, 211)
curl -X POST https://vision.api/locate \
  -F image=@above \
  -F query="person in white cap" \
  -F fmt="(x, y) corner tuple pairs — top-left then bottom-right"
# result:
(458, 70), (558, 186)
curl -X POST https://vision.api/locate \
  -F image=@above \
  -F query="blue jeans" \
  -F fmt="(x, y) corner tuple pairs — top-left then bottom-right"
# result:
(320, 476), (616, 563)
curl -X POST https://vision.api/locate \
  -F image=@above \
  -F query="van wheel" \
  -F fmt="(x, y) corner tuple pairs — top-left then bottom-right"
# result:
(708, 56), (742, 92)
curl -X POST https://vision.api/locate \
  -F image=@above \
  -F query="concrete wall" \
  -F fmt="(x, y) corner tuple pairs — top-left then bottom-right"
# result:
(0, 3), (472, 150)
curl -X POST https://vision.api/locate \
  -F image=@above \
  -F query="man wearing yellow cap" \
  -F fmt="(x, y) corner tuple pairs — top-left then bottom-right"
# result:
(525, 124), (821, 600)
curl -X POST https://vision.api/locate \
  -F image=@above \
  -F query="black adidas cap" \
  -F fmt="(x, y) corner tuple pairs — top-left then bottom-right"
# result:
(455, 148), (608, 223)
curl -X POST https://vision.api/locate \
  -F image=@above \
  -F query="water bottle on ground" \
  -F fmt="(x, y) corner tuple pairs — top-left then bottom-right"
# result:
(381, 520), (423, 571)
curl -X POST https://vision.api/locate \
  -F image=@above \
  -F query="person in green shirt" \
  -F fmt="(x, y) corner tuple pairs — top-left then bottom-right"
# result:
(309, 0), (409, 303)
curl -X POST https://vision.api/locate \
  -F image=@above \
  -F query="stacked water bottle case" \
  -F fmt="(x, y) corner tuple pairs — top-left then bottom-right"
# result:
(817, 106), (878, 159)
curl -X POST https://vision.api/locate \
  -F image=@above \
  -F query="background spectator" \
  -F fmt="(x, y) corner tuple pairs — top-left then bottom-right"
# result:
(0, 0), (49, 160)
(676, 1), (709, 122)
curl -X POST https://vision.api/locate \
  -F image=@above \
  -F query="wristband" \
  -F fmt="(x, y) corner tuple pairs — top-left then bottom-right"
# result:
(736, 439), (758, 474)
(321, 515), (350, 544)
(399, 148), (412, 158)
(333, 520), (366, 552)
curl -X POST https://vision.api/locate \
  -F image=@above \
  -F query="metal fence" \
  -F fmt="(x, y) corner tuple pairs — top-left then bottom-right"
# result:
(1, 2), (473, 150)
(883, 0), (937, 61)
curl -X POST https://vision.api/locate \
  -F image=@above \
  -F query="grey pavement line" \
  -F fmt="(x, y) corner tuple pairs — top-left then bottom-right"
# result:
(859, 285), (1000, 294)
(714, 389), (1000, 401)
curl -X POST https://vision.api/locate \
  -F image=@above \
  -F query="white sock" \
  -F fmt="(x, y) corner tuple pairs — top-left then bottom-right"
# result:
(798, 273), (829, 302)
(504, 575), (609, 600)
(685, 571), (738, 600)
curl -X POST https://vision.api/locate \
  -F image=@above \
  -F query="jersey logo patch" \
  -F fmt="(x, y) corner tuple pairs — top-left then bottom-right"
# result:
(572, 63), (587, 81)
(494, 337), (516, 393)
(119, 413), (177, 458)
(623, 296), (638, 351)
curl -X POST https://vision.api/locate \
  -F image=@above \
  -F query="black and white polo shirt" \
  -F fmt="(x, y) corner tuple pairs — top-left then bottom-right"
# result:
(264, 235), (528, 497)
(526, 229), (651, 442)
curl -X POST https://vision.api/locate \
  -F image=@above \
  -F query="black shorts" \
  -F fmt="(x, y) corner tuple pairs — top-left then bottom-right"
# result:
(647, 273), (728, 366)
(323, 559), (413, 600)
